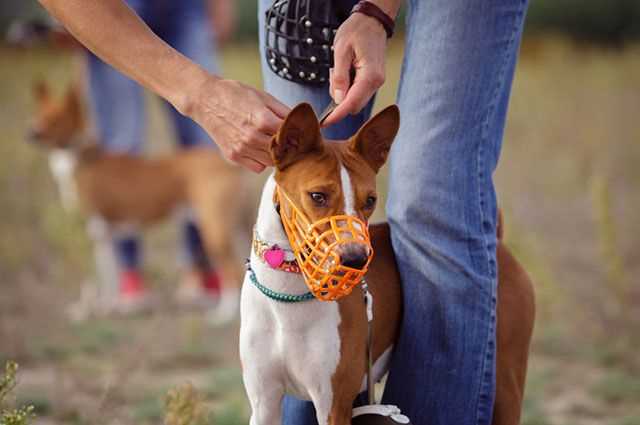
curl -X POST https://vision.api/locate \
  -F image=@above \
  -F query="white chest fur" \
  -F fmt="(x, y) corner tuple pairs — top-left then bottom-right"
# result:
(48, 149), (78, 211)
(239, 175), (342, 424)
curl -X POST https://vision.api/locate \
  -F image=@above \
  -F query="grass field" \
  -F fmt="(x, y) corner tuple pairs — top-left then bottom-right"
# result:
(1, 36), (639, 425)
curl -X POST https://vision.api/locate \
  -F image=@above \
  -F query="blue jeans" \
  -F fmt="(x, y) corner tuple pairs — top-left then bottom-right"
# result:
(87, 0), (219, 271)
(259, 0), (528, 424)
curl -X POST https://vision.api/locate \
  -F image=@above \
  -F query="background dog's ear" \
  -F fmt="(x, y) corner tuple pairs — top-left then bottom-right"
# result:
(350, 105), (400, 173)
(271, 103), (322, 170)
(33, 80), (49, 102)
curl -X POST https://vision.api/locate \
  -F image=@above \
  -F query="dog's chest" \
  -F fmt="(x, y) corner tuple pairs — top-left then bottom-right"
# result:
(240, 261), (342, 401)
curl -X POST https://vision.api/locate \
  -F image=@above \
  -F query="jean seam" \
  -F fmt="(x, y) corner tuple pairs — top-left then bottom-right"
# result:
(473, 3), (527, 425)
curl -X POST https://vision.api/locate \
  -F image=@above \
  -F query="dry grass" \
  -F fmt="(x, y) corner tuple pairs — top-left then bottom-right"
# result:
(0, 35), (638, 424)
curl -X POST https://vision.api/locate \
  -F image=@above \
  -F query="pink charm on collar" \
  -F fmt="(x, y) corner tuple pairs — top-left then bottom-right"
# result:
(264, 246), (285, 269)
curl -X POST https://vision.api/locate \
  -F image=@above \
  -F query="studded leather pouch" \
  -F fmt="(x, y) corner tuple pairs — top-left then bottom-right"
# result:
(264, 0), (357, 85)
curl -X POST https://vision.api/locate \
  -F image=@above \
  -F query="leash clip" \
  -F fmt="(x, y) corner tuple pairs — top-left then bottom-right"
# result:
(362, 280), (373, 323)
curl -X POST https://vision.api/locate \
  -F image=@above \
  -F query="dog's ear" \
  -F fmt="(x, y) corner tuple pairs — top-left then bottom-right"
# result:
(350, 105), (400, 173)
(33, 80), (50, 102)
(271, 103), (322, 170)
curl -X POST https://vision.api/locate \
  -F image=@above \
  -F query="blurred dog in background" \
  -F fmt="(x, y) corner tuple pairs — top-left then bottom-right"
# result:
(28, 80), (252, 323)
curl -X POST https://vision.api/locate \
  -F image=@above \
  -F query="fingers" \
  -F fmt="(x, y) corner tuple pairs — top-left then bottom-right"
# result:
(236, 156), (266, 173)
(252, 108), (283, 136)
(330, 40), (354, 103)
(245, 143), (273, 167)
(323, 67), (383, 127)
(261, 92), (290, 119)
(224, 134), (273, 168)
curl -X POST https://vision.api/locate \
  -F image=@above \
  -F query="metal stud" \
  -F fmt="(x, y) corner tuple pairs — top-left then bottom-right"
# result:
(305, 20), (312, 28)
(269, 58), (276, 65)
(309, 73), (316, 80)
(310, 56), (317, 63)
(299, 71), (305, 78)
(306, 38), (313, 45)
(282, 67), (288, 74)
(322, 28), (330, 39)
(322, 44), (329, 51)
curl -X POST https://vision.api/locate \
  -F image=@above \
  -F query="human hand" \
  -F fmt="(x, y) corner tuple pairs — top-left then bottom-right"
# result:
(186, 76), (290, 173)
(323, 12), (388, 126)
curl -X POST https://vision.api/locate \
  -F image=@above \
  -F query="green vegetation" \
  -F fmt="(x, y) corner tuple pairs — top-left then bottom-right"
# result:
(164, 383), (210, 425)
(1, 362), (35, 425)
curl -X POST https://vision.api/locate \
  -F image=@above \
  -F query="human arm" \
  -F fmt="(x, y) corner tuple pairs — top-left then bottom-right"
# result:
(38, 0), (288, 172)
(323, 0), (402, 126)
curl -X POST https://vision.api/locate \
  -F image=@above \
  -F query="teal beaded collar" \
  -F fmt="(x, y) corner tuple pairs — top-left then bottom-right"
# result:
(247, 265), (315, 303)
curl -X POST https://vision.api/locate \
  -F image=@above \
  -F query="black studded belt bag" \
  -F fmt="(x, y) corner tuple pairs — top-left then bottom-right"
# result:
(264, 0), (358, 85)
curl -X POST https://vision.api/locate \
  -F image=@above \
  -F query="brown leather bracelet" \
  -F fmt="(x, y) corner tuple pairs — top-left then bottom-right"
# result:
(351, 1), (395, 38)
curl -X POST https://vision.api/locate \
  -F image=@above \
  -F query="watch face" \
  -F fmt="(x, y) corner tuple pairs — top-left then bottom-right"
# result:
(352, 414), (412, 425)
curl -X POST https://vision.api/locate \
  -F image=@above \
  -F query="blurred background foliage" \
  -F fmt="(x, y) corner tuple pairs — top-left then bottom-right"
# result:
(3, 0), (640, 44)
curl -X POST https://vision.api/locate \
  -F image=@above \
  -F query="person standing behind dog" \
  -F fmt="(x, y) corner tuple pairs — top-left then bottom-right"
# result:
(37, 0), (528, 424)
(83, 0), (235, 310)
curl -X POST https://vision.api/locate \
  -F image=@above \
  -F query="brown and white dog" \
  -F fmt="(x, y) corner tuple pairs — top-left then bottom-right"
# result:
(240, 103), (535, 425)
(29, 81), (251, 321)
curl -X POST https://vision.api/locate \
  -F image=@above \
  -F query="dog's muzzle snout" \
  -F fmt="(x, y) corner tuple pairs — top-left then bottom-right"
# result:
(339, 243), (370, 270)
(27, 128), (43, 143)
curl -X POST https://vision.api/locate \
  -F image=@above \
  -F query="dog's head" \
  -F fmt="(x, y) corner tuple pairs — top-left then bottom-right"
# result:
(28, 81), (84, 149)
(271, 103), (399, 274)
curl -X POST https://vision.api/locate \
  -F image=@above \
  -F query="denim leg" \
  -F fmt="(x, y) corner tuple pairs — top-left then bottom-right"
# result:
(86, 53), (145, 154)
(86, 49), (146, 271)
(113, 235), (141, 271)
(154, 0), (220, 269)
(160, 0), (219, 149)
(382, 1), (528, 425)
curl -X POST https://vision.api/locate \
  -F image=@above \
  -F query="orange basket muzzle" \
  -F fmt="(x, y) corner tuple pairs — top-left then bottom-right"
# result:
(276, 186), (373, 301)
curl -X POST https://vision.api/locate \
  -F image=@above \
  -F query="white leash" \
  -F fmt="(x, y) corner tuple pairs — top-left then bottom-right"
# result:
(357, 279), (411, 424)
(361, 279), (375, 405)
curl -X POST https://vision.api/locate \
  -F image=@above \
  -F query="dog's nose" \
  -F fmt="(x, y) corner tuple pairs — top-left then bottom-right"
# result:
(27, 128), (42, 143)
(339, 245), (370, 270)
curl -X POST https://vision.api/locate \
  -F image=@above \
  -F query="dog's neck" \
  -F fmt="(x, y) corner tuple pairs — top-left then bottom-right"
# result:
(251, 173), (314, 295)
(57, 132), (103, 163)
(255, 173), (291, 250)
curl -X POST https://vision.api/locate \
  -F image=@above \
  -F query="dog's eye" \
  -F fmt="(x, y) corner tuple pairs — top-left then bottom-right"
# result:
(309, 192), (328, 206)
(364, 196), (377, 210)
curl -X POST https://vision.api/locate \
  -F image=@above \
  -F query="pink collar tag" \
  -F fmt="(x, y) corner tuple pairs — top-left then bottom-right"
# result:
(264, 246), (285, 269)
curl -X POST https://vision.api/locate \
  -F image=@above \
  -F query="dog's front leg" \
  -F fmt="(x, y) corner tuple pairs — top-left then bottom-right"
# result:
(240, 284), (285, 425)
(308, 387), (339, 425)
(243, 372), (284, 425)
(86, 216), (119, 302)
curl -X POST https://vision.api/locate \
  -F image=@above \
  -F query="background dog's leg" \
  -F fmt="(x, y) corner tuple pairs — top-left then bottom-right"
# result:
(87, 216), (119, 309)
(189, 186), (245, 325)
